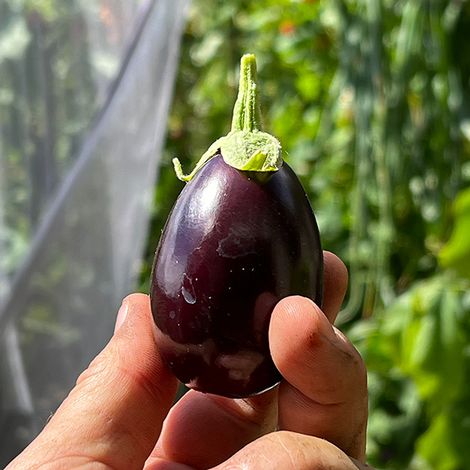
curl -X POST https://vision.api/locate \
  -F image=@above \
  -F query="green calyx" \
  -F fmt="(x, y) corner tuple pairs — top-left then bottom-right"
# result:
(173, 53), (282, 182)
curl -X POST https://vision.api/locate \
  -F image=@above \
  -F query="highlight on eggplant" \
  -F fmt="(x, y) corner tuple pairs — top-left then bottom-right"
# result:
(150, 53), (323, 398)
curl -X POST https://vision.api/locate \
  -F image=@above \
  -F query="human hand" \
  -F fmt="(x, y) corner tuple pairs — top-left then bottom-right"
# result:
(7, 251), (370, 470)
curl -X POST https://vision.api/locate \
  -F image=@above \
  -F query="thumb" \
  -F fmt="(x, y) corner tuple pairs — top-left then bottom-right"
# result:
(7, 294), (178, 470)
(211, 431), (373, 470)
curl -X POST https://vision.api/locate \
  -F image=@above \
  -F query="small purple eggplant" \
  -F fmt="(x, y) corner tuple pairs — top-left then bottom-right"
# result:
(150, 54), (323, 398)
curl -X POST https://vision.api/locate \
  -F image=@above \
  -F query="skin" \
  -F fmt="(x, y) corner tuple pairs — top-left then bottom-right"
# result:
(6, 251), (371, 470)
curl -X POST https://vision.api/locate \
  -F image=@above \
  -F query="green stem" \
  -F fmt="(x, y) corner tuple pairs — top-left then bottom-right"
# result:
(173, 53), (282, 182)
(231, 54), (262, 132)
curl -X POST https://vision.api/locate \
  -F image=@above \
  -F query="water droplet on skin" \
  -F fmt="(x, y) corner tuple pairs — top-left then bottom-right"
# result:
(182, 273), (197, 304)
(182, 286), (196, 304)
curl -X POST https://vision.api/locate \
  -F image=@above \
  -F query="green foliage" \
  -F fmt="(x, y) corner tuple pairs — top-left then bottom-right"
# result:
(0, 0), (98, 279)
(354, 271), (470, 468)
(357, 185), (470, 469)
(440, 188), (470, 279)
(144, 0), (470, 468)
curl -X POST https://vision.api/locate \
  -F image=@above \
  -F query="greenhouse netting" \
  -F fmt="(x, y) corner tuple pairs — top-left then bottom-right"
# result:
(0, 1), (187, 465)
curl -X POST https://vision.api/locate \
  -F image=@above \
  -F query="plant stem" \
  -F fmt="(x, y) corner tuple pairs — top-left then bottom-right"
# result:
(231, 54), (262, 132)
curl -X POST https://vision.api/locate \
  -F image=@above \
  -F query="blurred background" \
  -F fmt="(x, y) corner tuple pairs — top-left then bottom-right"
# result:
(1, 0), (469, 469)
(0, 0), (188, 465)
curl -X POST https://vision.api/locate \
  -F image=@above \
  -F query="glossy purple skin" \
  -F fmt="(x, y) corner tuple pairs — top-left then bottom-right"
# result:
(150, 154), (323, 397)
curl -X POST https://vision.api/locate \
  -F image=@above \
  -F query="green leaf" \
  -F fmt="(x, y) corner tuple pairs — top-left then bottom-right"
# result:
(399, 279), (465, 405)
(416, 413), (459, 470)
(440, 188), (470, 279)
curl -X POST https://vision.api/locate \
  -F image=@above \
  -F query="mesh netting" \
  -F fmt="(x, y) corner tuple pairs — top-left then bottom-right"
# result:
(0, 1), (187, 464)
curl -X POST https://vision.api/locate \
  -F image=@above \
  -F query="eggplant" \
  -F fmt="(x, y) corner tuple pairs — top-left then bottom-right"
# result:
(150, 54), (323, 398)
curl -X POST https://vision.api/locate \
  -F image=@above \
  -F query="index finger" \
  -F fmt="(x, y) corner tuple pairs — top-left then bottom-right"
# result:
(269, 296), (368, 460)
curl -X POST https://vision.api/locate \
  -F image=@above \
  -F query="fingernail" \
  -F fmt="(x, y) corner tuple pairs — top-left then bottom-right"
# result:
(114, 301), (129, 333)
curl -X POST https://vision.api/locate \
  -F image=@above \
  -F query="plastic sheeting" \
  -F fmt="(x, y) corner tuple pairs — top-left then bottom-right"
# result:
(0, 1), (187, 464)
